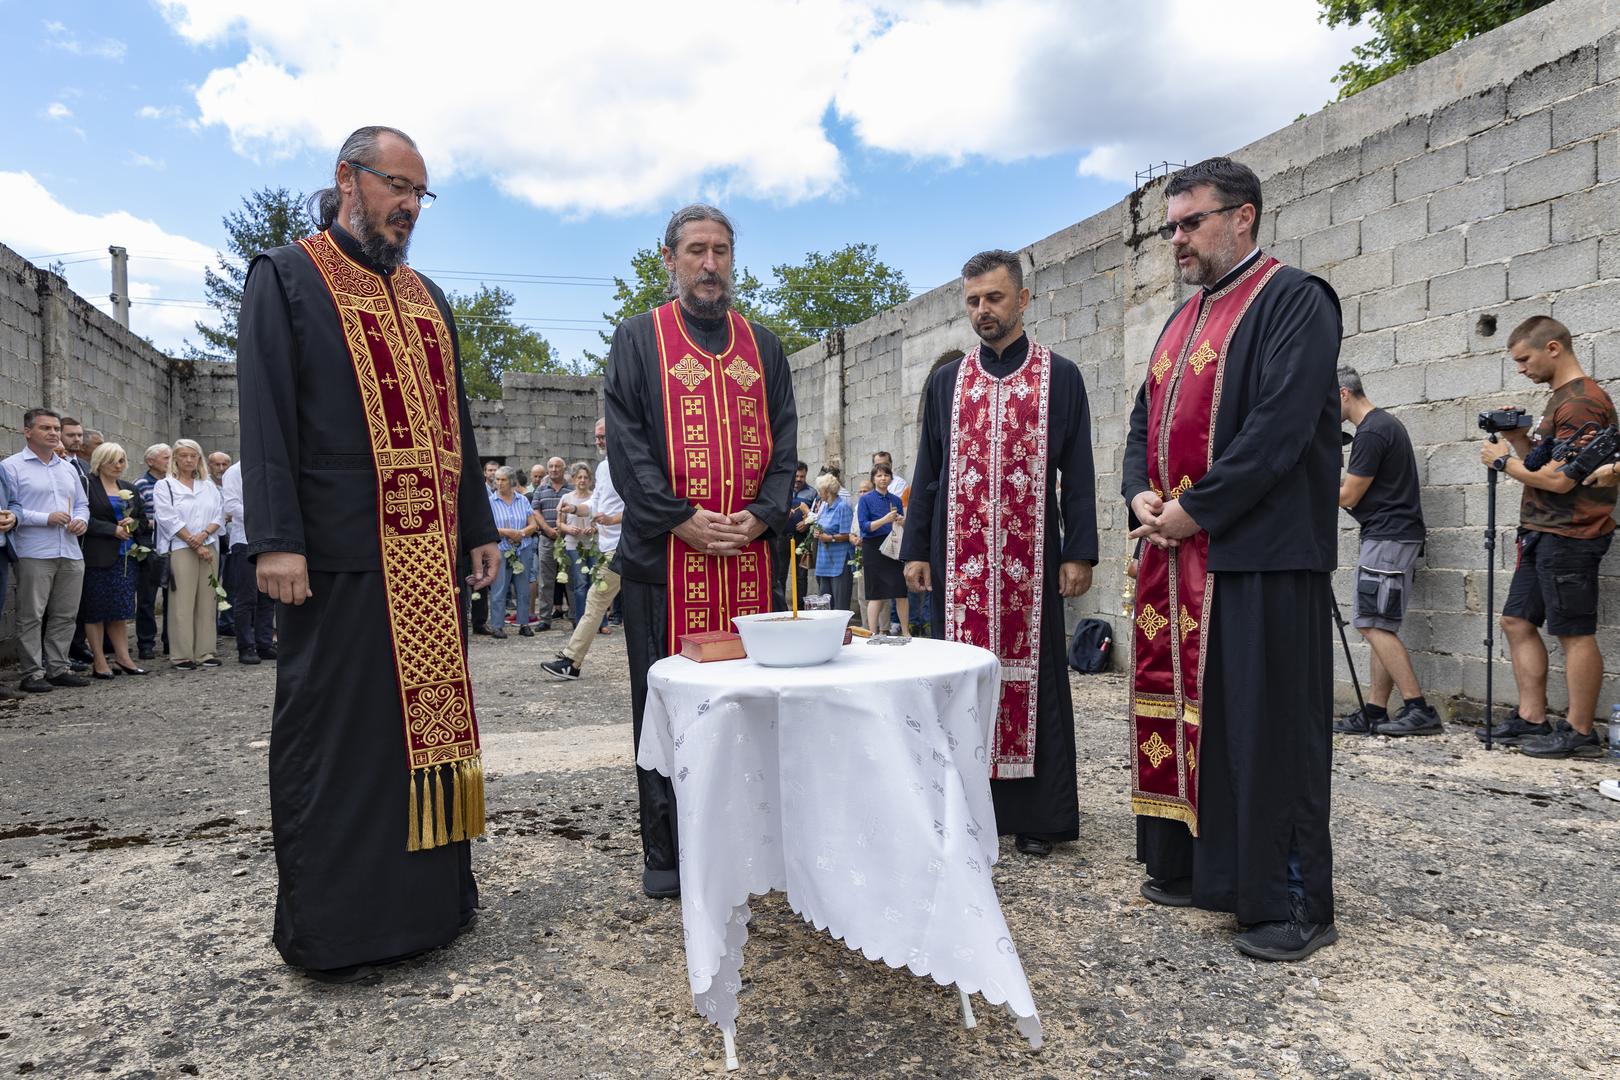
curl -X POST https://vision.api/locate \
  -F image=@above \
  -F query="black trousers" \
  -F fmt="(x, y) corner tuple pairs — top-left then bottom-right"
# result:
(621, 578), (679, 872)
(135, 551), (167, 652)
(1137, 570), (1335, 926)
(228, 544), (275, 652)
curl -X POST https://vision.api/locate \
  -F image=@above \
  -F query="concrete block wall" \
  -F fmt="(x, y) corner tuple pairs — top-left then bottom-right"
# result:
(468, 372), (604, 472)
(790, 0), (1620, 718)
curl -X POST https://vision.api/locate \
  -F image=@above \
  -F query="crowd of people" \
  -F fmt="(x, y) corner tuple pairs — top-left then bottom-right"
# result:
(0, 410), (276, 696)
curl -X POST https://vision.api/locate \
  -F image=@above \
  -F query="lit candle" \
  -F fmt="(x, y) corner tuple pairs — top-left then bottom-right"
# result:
(789, 541), (798, 619)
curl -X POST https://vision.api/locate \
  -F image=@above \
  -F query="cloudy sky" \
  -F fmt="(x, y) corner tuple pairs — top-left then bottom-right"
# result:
(0, 1), (1370, 360)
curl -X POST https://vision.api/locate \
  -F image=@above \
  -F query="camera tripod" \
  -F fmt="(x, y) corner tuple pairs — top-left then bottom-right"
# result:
(1328, 592), (1371, 735)
(1482, 434), (1502, 750)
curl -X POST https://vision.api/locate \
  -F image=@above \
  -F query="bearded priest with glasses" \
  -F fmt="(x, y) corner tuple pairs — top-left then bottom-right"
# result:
(237, 125), (500, 980)
(604, 204), (799, 900)
(1124, 157), (1342, 962)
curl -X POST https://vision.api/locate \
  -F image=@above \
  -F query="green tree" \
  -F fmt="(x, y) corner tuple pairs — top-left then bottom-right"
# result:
(765, 243), (910, 356)
(449, 284), (565, 399)
(186, 187), (314, 359)
(1321, 0), (1552, 98)
(581, 244), (769, 374)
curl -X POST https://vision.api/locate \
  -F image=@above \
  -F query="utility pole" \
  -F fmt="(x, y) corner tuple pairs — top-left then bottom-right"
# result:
(109, 245), (130, 328)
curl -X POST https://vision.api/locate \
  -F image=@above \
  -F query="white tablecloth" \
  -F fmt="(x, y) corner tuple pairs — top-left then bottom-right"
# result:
(637, 637), (1042, 1047)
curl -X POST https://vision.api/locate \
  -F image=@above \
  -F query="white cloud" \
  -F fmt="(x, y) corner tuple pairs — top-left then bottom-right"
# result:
(836, 0), (1372, 183)
(42, 19), (127, 60)
(44, 102), (73, 121)
(128, 152), (166, 170)
(156, 0), (1368, 213)
(0, 172), (218, 352)
(136, 104), (181, 121)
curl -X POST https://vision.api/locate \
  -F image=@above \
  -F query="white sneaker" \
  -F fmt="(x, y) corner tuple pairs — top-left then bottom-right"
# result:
(1599, 778), (1620, 803)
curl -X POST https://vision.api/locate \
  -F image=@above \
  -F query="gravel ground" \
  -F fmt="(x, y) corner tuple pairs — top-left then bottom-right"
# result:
(2, 624), (1618, 1079)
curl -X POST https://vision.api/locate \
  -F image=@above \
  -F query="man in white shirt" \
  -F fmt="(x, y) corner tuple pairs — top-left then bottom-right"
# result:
(221, 461), (275, 664)
(2, 408), (90, 692)
(541, 418), (624, 680)
(209, 452), (235, 637)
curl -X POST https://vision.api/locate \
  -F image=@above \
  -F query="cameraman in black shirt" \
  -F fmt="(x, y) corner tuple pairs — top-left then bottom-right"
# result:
(1333, 367), (1441, 736)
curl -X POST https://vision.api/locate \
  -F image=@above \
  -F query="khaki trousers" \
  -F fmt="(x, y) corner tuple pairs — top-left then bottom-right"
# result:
(16, 557), (84, 680)
(561, 562), (622, 667)
(168, 545), (219, 663)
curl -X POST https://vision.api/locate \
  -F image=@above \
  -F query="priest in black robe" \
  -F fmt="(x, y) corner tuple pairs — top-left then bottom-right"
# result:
(901, 249), (1099, 858)
(1125, 157), (1341, 961)
(605, 204), (798, 899)
(238, 126), (499, 977)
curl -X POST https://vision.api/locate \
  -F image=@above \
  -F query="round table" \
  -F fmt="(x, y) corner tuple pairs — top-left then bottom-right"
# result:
(637, 637), (1043, 1065)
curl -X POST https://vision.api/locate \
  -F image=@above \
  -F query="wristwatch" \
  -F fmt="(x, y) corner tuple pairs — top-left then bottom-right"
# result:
(1490, 455), (1509, 472)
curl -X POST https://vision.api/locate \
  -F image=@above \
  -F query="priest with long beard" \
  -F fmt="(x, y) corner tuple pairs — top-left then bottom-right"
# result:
(604, 204), (799, 899)
(902, 249), (1098, 857)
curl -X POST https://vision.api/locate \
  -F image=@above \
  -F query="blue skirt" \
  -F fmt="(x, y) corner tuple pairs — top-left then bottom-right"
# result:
(82, 558), (138, 623)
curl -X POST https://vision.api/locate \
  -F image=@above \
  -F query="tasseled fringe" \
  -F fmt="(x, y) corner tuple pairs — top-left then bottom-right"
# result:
(407, 769), (422, 852)
(405, 756), (488, 852)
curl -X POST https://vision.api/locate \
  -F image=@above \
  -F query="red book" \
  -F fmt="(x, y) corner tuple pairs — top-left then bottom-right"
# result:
(679, 630), (747, 663)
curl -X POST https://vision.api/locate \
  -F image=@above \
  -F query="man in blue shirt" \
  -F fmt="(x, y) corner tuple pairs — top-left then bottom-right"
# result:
(132, 443), (171, 660)
(2, 408), (91, 692)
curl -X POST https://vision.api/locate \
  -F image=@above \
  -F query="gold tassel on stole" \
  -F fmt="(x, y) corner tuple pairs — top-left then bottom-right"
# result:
(419, 768), (435, 850)
(432, 765), (448, 845)
(407, 770), (421, 853)
(449, 761), (465, 842)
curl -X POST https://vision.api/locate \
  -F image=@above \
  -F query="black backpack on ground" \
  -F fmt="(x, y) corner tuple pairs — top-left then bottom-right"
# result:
(1067, 618), (1114, 674)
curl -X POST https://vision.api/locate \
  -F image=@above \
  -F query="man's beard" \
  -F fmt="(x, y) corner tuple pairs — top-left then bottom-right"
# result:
(973, 313), (1018, 345)
(1175, 230), (1246, 286)
(348, 186), (413, 271)
(671, 267), (734, 320)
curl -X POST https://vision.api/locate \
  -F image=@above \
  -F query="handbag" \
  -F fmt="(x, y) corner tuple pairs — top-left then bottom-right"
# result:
(879, 521), (904, 561)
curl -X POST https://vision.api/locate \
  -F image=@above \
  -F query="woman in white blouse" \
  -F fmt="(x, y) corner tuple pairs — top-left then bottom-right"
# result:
(153, 438), (225, 669)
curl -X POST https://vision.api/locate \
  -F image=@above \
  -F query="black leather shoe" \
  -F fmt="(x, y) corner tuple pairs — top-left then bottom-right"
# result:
(47, 672), (92, 688)
(489, 626), (507, 640)
(1475, 711), (1551, 745)
(19, 677), (53, 693)
(518, 624), (534, 638)
(0, 686), (28, 700)
(92, 670), (116, 681)
(643, 867), (680, 899)
(1014, 834), (1053, 857)
(68, 660), (91, 674)
(472, 625), (491, 636)
(1141, 876), (1193, 907)
(303, 963), (381, 985)
(137, 647), (155, 660)
(1234, 898), (1338, 961)
(115, 663), (148, 676)
(258, 646), (278, 661)
(239, 650), (261, 665)
(534, 620), (551, 632)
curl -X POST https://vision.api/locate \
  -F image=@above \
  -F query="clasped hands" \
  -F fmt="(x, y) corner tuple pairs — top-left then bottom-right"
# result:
(1129, 491), (1200, 550)
(46, 510), (88, 536)
(674, 508), (766, 556)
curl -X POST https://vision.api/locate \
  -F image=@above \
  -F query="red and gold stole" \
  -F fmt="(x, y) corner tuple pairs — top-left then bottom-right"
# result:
(298, 230), (485, 853)
(1131, 254), (1282, 836)
(653, 301), (773, 652)
(943, 342), (1052, 779)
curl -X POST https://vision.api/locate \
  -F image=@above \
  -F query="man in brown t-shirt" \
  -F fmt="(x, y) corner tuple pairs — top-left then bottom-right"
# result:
(1479, 316), (1617, 758)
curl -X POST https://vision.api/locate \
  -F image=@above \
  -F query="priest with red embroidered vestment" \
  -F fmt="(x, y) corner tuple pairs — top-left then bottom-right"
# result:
(605, 204), (798, 900)
(1125, 158), (1342, 963)
(237, 126), (499, 978)
(902, 249), (1099, 858)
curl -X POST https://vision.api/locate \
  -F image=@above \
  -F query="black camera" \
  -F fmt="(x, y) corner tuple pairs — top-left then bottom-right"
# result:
(1477, 407), (1532, 435)
(1551, 422), (1620, 483)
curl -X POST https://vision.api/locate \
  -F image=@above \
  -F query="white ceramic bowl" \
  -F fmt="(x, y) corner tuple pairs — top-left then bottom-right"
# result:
(731, 609), (853, 667)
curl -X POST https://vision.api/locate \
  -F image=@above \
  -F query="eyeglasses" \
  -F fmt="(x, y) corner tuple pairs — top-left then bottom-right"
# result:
(346, 160), (436, 208)
(1156, 204), (1243, 241)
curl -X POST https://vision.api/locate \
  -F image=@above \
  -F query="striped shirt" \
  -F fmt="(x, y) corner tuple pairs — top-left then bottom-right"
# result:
(489, 490), (535, 553)
(813, 499), (853, 577)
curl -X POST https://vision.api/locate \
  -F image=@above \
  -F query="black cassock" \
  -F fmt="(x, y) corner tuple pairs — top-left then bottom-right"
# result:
(901, 334), (1099, 840)
(1124, 251), (1342, 926)
(238, 225), (498, 971)
(604, 305), (798, 872)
